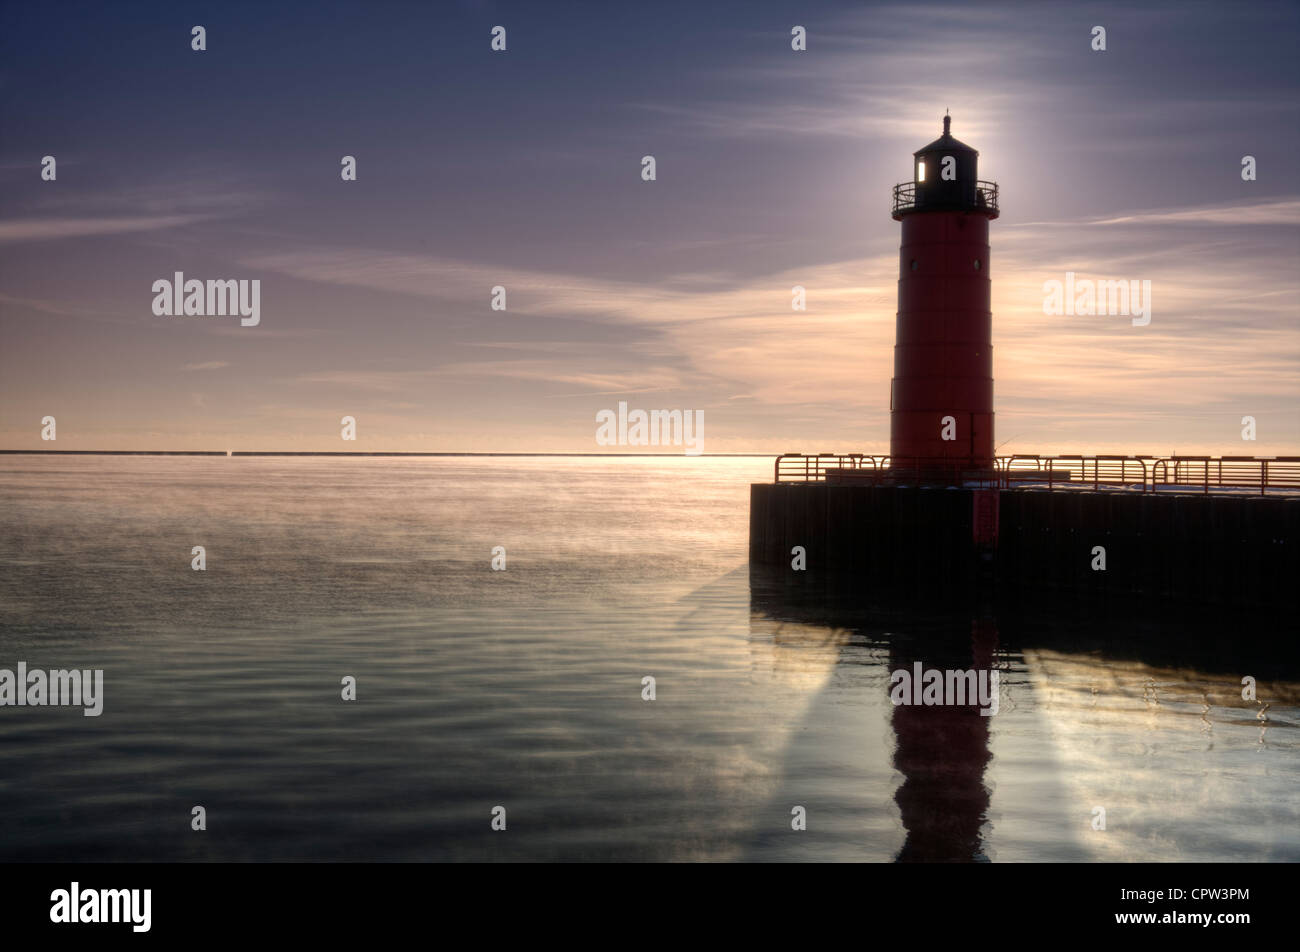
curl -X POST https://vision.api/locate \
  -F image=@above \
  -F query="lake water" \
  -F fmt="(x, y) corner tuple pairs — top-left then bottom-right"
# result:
(0, 455), (1295, 861)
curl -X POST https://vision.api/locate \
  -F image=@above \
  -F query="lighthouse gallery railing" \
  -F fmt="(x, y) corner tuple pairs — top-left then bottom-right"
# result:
(892, 180), (999, 217)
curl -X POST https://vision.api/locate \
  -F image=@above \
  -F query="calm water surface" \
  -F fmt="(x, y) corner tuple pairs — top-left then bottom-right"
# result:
(0, 456), (1295, 861)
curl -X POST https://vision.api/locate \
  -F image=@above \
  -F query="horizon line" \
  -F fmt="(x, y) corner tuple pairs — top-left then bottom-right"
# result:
(0, 450), (776, 457)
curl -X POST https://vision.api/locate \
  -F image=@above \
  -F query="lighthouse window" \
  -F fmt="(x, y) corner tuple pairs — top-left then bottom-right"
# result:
(974, 259), (981, 271)
(917, 161), (926, 183)
(910, 259), (918, 271)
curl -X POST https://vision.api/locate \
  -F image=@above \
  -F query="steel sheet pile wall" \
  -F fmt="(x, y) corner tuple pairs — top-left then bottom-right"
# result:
(750, 483), (979, 596)
(750, 483), (1298, 610)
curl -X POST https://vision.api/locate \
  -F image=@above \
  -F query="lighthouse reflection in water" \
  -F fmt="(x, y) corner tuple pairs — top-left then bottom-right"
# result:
(746, 569), (1298, 863)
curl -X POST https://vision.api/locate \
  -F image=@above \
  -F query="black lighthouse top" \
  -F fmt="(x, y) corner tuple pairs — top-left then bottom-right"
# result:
(892, 114), (998, 219)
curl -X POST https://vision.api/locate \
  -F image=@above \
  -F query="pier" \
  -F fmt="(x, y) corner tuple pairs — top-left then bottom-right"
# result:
(750, 116), (1300, 613)
(749, 454), (1300, 610)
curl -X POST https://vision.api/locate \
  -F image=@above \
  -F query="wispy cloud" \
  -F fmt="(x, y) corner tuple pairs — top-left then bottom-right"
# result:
(0, 179), (264, 244)
(0, 214), (212, 243)
(1088, 199), (1300, 227)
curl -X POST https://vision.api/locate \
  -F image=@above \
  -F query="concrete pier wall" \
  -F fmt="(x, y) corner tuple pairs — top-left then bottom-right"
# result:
(750, 483), (1299, 610)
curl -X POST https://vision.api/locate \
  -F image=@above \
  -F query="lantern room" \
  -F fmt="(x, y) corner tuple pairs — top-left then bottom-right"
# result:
(893, 114), (998, 219)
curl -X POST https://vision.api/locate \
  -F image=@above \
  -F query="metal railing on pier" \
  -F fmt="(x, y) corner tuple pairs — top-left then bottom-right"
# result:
(773, 454), (1300, 496)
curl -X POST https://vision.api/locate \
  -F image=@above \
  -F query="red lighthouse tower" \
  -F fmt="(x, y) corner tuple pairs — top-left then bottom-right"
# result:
(890, 115), (998, 475)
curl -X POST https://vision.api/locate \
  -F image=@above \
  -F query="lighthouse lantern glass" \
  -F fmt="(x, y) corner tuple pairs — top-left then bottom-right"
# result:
(917, 161), (925, 183)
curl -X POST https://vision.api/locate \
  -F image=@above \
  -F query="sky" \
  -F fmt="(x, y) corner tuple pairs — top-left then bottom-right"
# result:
(2, 0), (1297, 454)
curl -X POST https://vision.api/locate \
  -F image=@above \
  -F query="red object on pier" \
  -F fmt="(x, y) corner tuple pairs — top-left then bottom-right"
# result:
(890, 115), (999, 468)
(972, 489), (999, 545)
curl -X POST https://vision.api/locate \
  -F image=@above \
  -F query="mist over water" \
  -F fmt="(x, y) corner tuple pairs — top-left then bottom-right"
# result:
(0, 456), (1295, 861)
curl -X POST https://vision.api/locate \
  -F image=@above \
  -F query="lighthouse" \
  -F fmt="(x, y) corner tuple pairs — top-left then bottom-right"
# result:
(890, 114), (998, 474)
(750, 116), (1296, 612)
